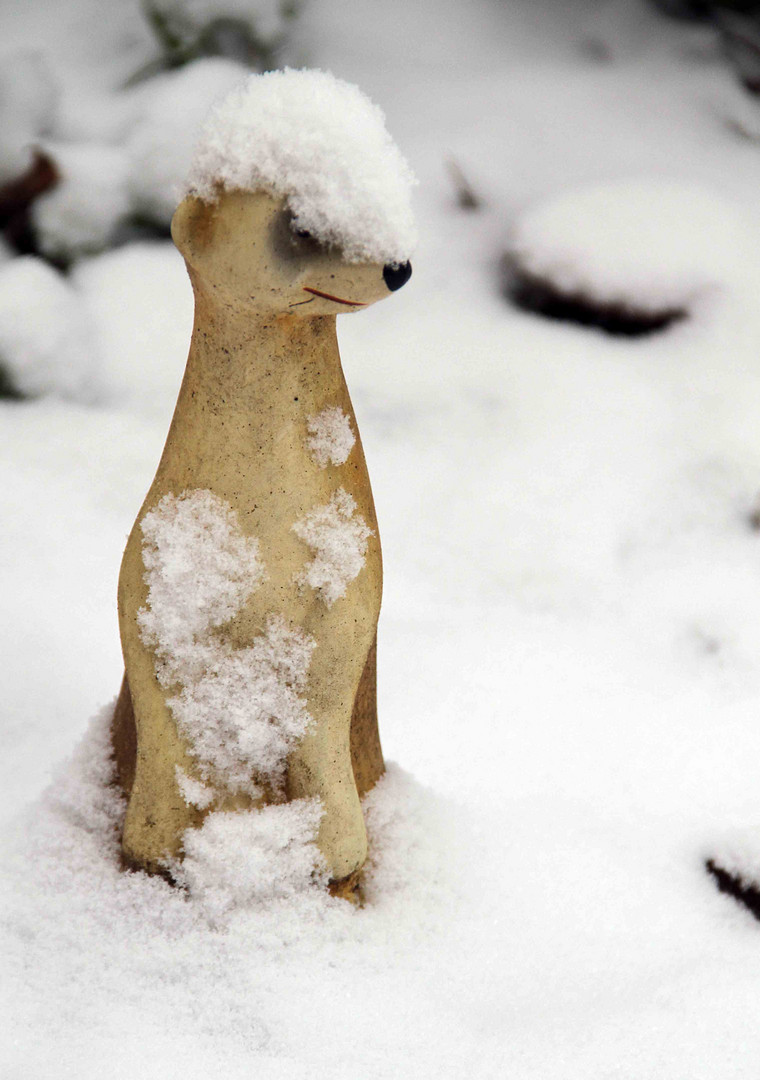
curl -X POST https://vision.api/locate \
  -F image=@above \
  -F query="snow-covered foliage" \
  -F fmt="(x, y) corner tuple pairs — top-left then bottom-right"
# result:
(0, 257), (94, 400)
(138, 490), (316, 793)
(292, 488), (372, 607)
(0, 49), (58, 182)
(148, 0), (297, 59)
(175, 798), (327, 921)
(306, 405), (356, 468)
(125, 58), (248, 224)
(185, 68), (418, 264)
(32, 142), (131, 260)
(509, 179), (746, 313)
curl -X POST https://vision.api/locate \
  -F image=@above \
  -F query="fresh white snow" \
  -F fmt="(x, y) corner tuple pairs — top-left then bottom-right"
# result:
(5, 0), (760, 1077)
(185, 68), (418, 263)
(138, 489), (267, 673)
(175, 796), (328, 922)
(306, 404), (356, 468)
(292, 487), (372, 606)
(175, 764), (216, 809)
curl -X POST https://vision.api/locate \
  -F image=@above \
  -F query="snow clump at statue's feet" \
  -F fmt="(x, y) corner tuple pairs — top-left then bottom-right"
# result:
(184, 68), (417, 265)
(292, 488), (373, 607)
(508, 179), (748, 316)
(175, 798), (328, 923)
(1, 700), (457, 948)
(138, 489), (316, 795)
(306, 405), (356, 468)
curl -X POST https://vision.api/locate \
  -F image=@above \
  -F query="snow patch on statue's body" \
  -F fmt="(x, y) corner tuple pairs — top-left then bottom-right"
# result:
(113, 68), (415, 896)
(293, 489), (373, 608)
(306, 405), (356, 468)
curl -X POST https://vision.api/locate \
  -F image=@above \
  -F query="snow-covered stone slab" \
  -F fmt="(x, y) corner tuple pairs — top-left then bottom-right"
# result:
(505, 179), (746, 335)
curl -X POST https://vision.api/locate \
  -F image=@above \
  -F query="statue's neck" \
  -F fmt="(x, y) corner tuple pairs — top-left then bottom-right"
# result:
(155, 279), (350, 493)
(183, 280), (342, 406)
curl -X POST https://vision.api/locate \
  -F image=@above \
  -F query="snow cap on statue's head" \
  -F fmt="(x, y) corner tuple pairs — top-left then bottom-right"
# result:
(184, 68), (417, 265)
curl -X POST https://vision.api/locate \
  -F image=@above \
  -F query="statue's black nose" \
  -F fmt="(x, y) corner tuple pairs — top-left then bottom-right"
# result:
(383, 261), (412, 292)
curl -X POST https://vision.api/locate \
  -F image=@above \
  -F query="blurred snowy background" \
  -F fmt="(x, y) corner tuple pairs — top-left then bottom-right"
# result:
(6, 0), (760, 1075)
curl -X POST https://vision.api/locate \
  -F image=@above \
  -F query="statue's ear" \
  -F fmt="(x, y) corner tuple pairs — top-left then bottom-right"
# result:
(171, 196), (216, 261)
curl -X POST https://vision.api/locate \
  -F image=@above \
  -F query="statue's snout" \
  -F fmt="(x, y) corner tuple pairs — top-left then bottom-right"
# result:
(383, 261), (412, 292)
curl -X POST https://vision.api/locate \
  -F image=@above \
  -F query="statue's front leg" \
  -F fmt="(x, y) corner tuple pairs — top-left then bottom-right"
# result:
(111, 673), (136, 798)
(117, 638), (203, 874)
(350, 633), (384, 798)
(116, 534), (205, 875)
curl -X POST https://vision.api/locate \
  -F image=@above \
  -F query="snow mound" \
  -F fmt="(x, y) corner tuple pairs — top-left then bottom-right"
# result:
(32, 141), (131, 260)
(139, 490), (316, 793)
(0, 257), (95, 400)
(185, 68), (417, 264)
(1, 702), (462, 1074)
(509, 179), (746, 313)
(292, 488), (373, 607)
(72, 241), (192, 416)
(306, 405), (356, 468)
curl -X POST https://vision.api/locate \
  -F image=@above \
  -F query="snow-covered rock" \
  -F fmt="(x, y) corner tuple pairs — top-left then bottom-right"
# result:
(508, 179), (748, 315)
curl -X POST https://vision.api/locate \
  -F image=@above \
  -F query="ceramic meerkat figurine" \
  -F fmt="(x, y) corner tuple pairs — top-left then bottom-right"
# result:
(111, 71), (415, 897)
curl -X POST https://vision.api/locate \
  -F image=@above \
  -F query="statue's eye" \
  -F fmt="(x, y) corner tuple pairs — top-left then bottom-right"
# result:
(274, 211), (325, 261)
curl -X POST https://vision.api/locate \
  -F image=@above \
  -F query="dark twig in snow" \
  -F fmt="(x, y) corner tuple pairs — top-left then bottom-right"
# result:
(446, 157), (482, 211)
(0, 149), (59, 255)
(706, 859), (760, 923)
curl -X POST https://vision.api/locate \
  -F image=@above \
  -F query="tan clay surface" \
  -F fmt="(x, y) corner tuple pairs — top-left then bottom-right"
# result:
(114, 190), (400, 887)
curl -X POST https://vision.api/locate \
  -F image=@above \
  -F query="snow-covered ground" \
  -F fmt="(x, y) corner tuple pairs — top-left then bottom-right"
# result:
(5, 0), (760, 1075)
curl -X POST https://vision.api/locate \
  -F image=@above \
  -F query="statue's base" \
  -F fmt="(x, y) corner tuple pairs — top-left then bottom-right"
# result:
(329, 868), (364, 906)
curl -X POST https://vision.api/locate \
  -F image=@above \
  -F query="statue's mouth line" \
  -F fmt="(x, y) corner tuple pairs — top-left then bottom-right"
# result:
(302, 287), (366, 306)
